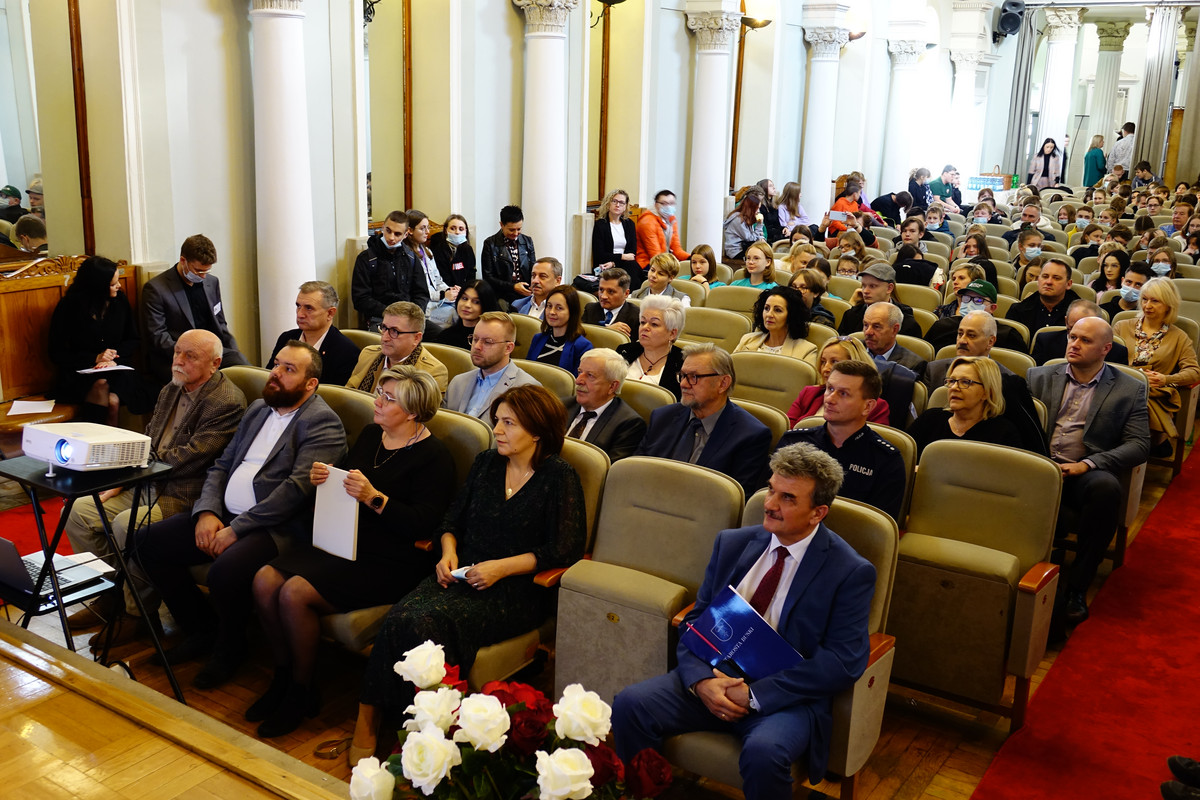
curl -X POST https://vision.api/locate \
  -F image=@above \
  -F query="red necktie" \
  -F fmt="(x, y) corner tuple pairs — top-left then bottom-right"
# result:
(749, 546), (788, 617)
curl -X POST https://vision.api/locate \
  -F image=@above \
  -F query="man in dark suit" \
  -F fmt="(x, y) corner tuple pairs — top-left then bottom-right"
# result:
(480, 205), (537, 305)
(863, 302), (926, 378)
(1032, 300), (1130, 366)
(613, 442), (875, 799)
(1006, 258), (1080, 337)
(581, 267), (640, 337)
(143, 234), (250, 384)
(1027, 317), (1150, 624)
(564, 348), (646, 462)
(135, 341), (347, 689)
(636, 342), (771, 495)
(266, 281), (361, 386)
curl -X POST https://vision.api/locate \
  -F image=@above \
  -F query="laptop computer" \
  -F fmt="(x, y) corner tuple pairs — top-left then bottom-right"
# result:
(0, 537), (109, 610)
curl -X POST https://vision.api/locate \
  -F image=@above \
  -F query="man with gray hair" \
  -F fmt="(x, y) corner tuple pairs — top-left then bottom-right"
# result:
(347, 301), (448, 394)
(267, 280), (361, 385)
(636, 342), (771, 494)
(922, 280), (1026, 354)
(565, 348), (646, 461)
(63, 329), (247, 646)
(613, 442), (875, 799)
(863, 301), (926, 378)
(923, 309), (1011, 389)
(512, 257), (563, 319)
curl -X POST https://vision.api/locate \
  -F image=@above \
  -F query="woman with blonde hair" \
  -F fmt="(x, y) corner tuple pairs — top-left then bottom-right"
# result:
(837, 230), (871, 263)
(908, 356), (1020, 457)
(777, 180), (812, 239)
(632, 252), (692, 307)
(1083, 134), (1106, 188)
(786, 337), (890, 426)
(729, 241), (779, 289)
(590, 188), (639, 280)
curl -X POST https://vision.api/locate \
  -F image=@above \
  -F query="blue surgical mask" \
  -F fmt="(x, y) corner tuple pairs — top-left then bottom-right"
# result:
(659, 204), (676, 218)
(182, 267), (205, 284)
(974, 216), (989, 224)
(958, 296), (987, 315)
(1024, 246), (1042, 260)
(1120, 285), (1141, 303)
(1151, 263), (1172, 276)
(447, 233), (467, 246)
(384, 238), (404, 250)
(1058, 217), (1069, 224)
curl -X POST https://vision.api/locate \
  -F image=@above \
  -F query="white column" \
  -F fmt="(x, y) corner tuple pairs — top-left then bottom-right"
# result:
(1090, 22), (1131, 147)
(950, 50), (984, 175)
(1177, 25), (1197, 107)
(879, 39), (923, 193)
(250, 0), (316, 356)
(1036, 7), (1084, 152)
(683, 5), (739, 253)
(513, 0), (579, 263)
(800, 19), (850, 210)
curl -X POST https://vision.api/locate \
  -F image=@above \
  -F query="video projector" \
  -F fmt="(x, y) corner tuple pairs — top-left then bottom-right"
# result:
(22, 423), (151, 472)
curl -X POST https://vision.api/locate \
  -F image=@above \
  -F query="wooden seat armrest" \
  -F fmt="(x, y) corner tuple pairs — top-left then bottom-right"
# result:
(867, 632), (895, 668)
(534, 567), (569, 588)
(1018, 562), (1059, 593)
(671, 602), (696, 629)
(414, 539), (434, 552)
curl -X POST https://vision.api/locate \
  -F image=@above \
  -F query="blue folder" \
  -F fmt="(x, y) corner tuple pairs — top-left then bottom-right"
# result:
(679, 585), (803, 682)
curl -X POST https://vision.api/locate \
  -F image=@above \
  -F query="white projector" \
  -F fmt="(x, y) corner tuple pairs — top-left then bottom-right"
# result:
(22, 423), (151, 471)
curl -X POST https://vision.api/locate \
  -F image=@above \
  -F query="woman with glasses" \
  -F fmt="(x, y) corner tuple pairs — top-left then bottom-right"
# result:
(786, 337), (890, 427)
(908, 356), (1019, 458)
(591, 189), (639, 280)
(247, 366), (455, 739)
(435, 279), (500, 349)
(616, 295), (687, 399)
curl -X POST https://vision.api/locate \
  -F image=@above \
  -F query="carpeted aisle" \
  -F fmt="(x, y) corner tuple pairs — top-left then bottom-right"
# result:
(0, 498), (70, 555)
(973, 457), (1200, 799)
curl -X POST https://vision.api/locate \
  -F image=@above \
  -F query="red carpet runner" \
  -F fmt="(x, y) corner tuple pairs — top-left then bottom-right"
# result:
(0, 498), (70, 555)
(973, 457), (1200, 799)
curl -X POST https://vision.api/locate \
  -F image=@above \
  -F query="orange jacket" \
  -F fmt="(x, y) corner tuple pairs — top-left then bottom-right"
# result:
(636, 210), (690, 268)
(824, 196), (859, 245)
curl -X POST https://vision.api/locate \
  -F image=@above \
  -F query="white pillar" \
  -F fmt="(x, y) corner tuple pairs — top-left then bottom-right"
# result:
(1090, 22), (1131, 148)
(513, 0), (578, 263)
(250, 0), (316, 357)
(950, 51), (984, 175)
(879, 39), (923, 193)
(1176, 25), (1197, 107)
(1036, 8), (1084, 153)
(800, 17), (850, 210)
(683, 5), (739, 253)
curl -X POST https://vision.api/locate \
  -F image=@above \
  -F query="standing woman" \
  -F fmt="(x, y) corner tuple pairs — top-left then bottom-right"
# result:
(526, 285), (594, 375)
(733, 286), (817, 365)
(908, 168), (933, 211)
(723, 190), (766, 263)
(616, 295), (686, 399)
(48, 256), (148, 424)
(405, 210), (460, 328)
(429, 214), (477, 289)
(1027, 139), (1063, 189)
(756, 178), (784, 243)
(1083, 135), (1107, 188)
(777, 181), (813, 239)
(435, 279), (500, 349)
(590, 188), (639, 279)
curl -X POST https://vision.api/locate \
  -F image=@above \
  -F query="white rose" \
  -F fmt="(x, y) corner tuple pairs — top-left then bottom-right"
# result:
(394, 640), (447, 689)
(536, 748), (594, 800)
(401, 726), (462, 797)
(403, 687), (462, 733)
(349, 756), (396, 800)
(552, 684), (612, 746)
(452, 693), (510, 753)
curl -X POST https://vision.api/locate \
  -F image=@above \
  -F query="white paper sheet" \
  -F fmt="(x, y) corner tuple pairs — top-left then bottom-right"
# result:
(7, 400), (56, 416)
(313, 466), (359, 560)
(76, 365), (135, 374)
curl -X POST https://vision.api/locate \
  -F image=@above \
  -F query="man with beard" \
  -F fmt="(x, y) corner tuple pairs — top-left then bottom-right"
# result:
(135, 341), (346, 689)
(63, 330), (247, 647)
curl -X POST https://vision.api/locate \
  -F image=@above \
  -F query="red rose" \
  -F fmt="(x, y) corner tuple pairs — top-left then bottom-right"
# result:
(481, 680), (551, 714)
(585, 743), (624, 787)
(442, 664), (468, 693)
(626, 748), (673, 799)
(507, 707), (553, 757)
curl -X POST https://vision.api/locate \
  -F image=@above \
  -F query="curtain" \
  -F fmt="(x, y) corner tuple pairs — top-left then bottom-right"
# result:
(1002, 13), (1039, 177)
(1178, 23), (1200, 183)
(1135, 6), (1183, 173)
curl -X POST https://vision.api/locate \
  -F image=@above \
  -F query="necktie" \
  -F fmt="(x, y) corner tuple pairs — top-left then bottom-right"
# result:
(568, 411), (597, 439)
(672, 418), (704, 462)
(749, 547), (788, 618)
(603, 309), (614, 325)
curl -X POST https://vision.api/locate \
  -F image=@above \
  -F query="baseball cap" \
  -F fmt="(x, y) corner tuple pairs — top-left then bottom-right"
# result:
(860, 264), (896, 283)
(958, 280), (997, 303)
(26, 178), (42, 197)
(0, 185), (20, 200)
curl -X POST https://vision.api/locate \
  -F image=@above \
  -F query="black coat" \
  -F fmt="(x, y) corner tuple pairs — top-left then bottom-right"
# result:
(615, 342), (685, 400)
(590, 217), (639, 281)
(428, 231), (477, 288)
(351, 234), (430, 324)
(480, 231), (537, 302)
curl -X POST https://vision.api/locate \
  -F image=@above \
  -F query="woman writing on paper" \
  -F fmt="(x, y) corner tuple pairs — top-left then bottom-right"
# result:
(246, 366), (456, 739)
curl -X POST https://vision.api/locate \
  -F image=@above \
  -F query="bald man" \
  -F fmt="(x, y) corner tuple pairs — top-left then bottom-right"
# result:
(64, 329), (248, 645)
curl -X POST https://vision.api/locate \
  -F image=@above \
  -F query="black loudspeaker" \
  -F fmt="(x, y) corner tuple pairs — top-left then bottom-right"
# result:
(996, 0), (1025, 37)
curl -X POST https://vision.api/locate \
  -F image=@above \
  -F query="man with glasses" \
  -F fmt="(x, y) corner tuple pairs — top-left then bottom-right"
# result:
(443, 311), (540, 420)
(144, 234), (249, 384)
(923, 280), (1025, 354)
(636, 189), (690, 271)
(347, 301), (447, 394)
(265, 281), (360, 386)
(636, 342), (771, 495)
(1002, 202), (1057, 247)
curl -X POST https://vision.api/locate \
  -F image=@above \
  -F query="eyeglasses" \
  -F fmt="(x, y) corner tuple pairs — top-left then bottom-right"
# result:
(375, 387), (399, 404)
(944, 377), (983, 389)
(380, 325), (420, 339)
(677, 371), (720, 386)
(467, 335), (512, 347)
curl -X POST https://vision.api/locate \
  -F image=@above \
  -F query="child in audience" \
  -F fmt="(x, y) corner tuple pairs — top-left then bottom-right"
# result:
(688, 244), (724, 289)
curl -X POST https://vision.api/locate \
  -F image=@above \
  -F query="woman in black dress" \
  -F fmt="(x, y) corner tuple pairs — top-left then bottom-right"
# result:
(909, 356), (1020, 458)
(350, 384), (586, 763)
(48, 255), (148, 424)
(247, 366), (455, 738)
(434, 279), (500, 349)
(428, 213), (477, 288)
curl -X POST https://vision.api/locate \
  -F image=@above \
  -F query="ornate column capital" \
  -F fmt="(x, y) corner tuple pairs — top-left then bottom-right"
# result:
(950, 50), (984, 67)
(804, 26), (850, 60)
(1095, 21), (1132, 52)
(887, 39), (923, 67)
(512, 0), (579, 35)
(1044, 7), (1084, 43)
(686, 11), (741, 52)
(251, 0), (303, 14)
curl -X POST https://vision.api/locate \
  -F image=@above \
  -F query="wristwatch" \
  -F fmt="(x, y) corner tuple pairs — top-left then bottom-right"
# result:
(370, 493), (385, 510)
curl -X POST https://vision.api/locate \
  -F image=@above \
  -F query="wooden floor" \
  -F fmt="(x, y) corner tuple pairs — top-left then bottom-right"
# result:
(1, 456), (1179, 800)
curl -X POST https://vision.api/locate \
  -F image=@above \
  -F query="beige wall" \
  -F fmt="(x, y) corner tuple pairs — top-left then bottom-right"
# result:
(367, 3), (406, 222)
(411, 2), (450, 223)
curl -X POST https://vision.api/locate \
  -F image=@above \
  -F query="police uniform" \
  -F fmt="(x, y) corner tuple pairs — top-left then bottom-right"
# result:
(776, 424), (906, 522)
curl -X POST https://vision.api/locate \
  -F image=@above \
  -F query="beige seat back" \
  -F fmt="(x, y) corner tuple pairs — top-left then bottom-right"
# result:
(827, 275), (860, 300)
(511, 358), (576, 405)
(707, 285), (765, 323)
(731, 399), (789, 448)
(805, 321), (839, 351)
(342, 329), (381, 350)
(221, 365), (270, 403)
(670, 278), (707, 308)
(425, 408), (494, 488)
(893, 283), (941, 311)
(580, 323), (630, 351)
(560, 438), (610, 550)
(315, 384), (376, 448)
(911, 308), (937, 335)
(423, 342), (475, 383)
(729, 351), (817, 416)
(820, 297), (850, 328)
(677, 307), (751, 353)
(510, 314), (543, 359)
(996, 317), (1030, 350)
(618, 378), (677, 422)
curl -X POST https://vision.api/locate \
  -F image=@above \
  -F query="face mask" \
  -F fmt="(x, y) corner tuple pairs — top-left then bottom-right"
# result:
(1058, 217), (1069, 224)
(384, 238), (404, 250)
(959, 297), (987, 315)
(183, 267), (205, 284)
(1024, 246), (1042, 260)
(840, 273), (860, 281)
(660, 205), (676, 218)
(1120, 285), (1141, 303)
(447, 233), (467, 246)
(974, 216), (989, 224)
(1151, 263), (1172, 276)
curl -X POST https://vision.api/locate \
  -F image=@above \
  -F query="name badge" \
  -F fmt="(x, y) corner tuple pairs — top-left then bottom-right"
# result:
(452, 262), (465, 271)
(213, 302), (222, 314)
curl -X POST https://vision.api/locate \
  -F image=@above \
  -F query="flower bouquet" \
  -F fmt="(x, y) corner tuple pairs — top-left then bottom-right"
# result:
(348, 641), (673, 800)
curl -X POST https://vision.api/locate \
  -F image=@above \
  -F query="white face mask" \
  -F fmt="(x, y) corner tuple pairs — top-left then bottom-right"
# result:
(447, 233), (467, 246)
(1151, 263), (1172, 276)
(183, 267), (205, 284)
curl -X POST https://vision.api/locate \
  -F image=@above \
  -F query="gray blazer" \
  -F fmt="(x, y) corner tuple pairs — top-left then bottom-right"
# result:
(1026, 363), (1150, 473)
(193, 393), (347, 538)
(444, 360), (541, 420)
(887, 343), (927, 379)
(923, 356), (1013, 390)
(143, 267), (249, 383)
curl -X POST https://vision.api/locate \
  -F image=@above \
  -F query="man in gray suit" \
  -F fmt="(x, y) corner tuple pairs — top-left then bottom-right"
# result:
(564, 348), (646, 462)
(135, 341), (346, 689)
(444, 312), (540, 420)
(1027, 317), (1150, 625)
(863, 302), (926, 379)
(143, 234), (249, 384)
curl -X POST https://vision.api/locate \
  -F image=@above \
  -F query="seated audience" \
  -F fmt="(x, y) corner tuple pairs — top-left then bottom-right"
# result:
(1006, 258), (1080, 336)
(480, 205), (537, 306)
(729, 241), (779, 290)
(836, 264), (922, 337)
(527, 285), (594, 375)
(428, 213), (477, 289)
(688, 244), (723, 290)
(724, 190), (767, 262)
(936, 263), (986, 319)
(909, 356), (1020, 457)
(135, 341), (347, 689)
(909, 167), (933, 210)
(1098, 260), (1151, 322)
(636, 189), (690, 270)
(1016, 258), (1045, 292)
(512, 257), (563, 319)
(925, 280), (1026, 353)
(435, 279), (500, 350)
(12, 213), (47, 253)
(350, 385), (586, 763)
(734, 286), (817, 365)
(582, 267), (640, 336)
(823, 181), (863, 246)
(444, 312), (540, 420)
(1002, 203), (1058, 246)
(564, 348), (647, 462)
(892, 243), (936, 287)
(863, 302), (926, 378)
(266, 281), (360, 386)
(636, 342), (771, 495)
(788, 268), (836, 326)
(924, 202), (951, 236)
(928, 166), (963, 215)
(348, 301), (448, 394)
(1011, 227), (1047, 274)
(1171, 213), (1200, 246)
(613, 442), (875, 799)
(788, 337), (890, 427)
(590, 189), (639, 279)
(247, 367), (455, 738)
(633, 252), (692, 307)
(898, 215), (930, 250)
(616, 295), (686, 399)
(0, 183), (27, 224)
(778, 181), (815, 238)
(1148, 246), (1178, 279)
(350, 212), (426, 329)
(405, 210), (459, 327)
(756, 178), (785, 242)
(1032, 300), (1130, 368)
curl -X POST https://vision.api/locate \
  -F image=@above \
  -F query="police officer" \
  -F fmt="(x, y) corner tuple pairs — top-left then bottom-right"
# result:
(775, 360), (905, 522)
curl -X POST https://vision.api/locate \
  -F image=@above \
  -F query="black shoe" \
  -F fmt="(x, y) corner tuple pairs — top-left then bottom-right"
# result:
(1170, 756), (1200, 789)
(1163, 780), (1200, 799)
(1064, 591), (1089, 625)
(1152, 439), (1174, 459)
(246, 668), (293, 722)
(193, 650), (245, 690)
(152, 632), (215, 666)
(257, 683), (320, 738)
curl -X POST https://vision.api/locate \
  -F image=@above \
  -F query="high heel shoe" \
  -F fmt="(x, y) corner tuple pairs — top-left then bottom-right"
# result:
(348, 742), (376, 767)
